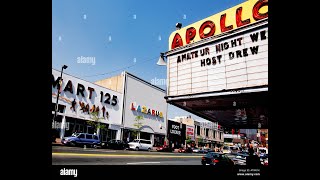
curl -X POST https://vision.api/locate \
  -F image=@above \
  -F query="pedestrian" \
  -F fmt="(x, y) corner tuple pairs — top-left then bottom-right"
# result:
(246, 147), (261, 168)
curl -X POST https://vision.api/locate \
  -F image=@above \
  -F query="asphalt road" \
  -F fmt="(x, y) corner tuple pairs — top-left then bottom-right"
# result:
(52, 146), (205, 165)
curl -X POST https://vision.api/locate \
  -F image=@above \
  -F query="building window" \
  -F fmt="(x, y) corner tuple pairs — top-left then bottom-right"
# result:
(197, 126), (200, 135)
(213, 131), (216, 139)
(206, 129), (209, 137)
(220, 132), (222, 140)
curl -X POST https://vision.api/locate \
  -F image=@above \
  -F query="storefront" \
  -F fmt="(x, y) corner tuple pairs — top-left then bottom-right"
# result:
(95, 72), (167, 146)
(167, 119), (186, 149)
(51, 69), (123, 142)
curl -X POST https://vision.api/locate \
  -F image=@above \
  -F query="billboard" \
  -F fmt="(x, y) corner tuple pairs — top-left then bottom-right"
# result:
(186, 125), (194, 140)
(168, 0), (268, 50)
(167, 23), (267, 96)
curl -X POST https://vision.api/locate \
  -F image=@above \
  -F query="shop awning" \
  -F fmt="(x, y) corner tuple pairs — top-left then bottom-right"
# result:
(165, 87), (268, 129)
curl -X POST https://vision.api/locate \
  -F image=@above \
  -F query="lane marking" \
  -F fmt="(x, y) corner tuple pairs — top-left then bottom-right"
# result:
(83, 150), (117, 153)
(52, 147), (118, 153)
(127, 162), (161, 164)
(52, 153), (202, 158)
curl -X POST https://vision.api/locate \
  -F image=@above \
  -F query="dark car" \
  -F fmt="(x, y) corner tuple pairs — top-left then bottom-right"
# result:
(103, 139), (128, 150)
(156, 145), (173, 152)
(178, 147), (193, 153)
(199, 148), (214, 154)
(259, 153), (268, 160)
(201, 152), (234, 167)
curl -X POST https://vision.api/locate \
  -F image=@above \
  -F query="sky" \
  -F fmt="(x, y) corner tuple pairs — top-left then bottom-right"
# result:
(52, 0), (247, 122)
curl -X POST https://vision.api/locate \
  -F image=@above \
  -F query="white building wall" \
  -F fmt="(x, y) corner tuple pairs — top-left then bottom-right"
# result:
(123, 73), (167, 135)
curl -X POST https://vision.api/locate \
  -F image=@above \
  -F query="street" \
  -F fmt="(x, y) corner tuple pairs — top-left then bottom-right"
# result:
(52, 146), (204, 165)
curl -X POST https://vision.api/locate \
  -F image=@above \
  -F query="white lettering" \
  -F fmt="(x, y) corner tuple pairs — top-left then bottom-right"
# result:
(60, 168), (77, 177)
(77, 56), (96, 65)
(170, 129), (181, 135)
(172, 125), (179, 130)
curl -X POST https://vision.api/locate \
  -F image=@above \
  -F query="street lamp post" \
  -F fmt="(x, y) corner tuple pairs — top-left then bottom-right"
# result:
(53, 65), (68, 122)
(160, 124), (168, 146)
(157, 53), (168, 147)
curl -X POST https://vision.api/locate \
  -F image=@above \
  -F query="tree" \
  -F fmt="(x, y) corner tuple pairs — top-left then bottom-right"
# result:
(132, 115), (144, 139)
(186, 136), (193, 144)
(86, 111), (107, 136)
(198, 137), (204, 147)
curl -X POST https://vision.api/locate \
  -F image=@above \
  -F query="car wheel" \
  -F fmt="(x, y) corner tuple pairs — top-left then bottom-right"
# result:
(148, 148), (151, 152)
(92, 144), (98, 148)
(135, 147), (139, 151)
(70, 141), (76, 146)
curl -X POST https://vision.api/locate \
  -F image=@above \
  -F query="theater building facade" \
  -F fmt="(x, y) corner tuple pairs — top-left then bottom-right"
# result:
(164, 0), (268, 130)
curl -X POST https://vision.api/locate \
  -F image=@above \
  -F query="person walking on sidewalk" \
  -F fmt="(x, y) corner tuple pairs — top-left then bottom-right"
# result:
(246, 147), (261, 168)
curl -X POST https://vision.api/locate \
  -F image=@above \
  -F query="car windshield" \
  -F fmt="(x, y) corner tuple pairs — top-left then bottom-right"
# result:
(132, 140), (139, 143)
(223, 146), (229, 150)
(72, 133), (79, 137)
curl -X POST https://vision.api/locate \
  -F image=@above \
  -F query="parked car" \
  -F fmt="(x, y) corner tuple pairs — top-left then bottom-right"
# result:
(178, 147), (193, 153)
(262, 158), (268, 166)
(258, 147), (268, 154)
(222, 146), (232, 154)
(127, 139), (153, 151)
(102, 139), (128, 149)
(201, 152), (235, 167)
(232, 152), (249, 165)
(259, 153), (268, 160)
(61, 133), (100, 148)
(229, 146), (240, 154)
(156, 145), (173, 152)
(199, 148), (213, 154)
(192, 147), (200, 153)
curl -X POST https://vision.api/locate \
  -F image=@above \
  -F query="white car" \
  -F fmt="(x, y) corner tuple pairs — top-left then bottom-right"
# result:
(127, 139), (153, 151)
(223, 146), (231, 154)
(192, 147), (199, 153)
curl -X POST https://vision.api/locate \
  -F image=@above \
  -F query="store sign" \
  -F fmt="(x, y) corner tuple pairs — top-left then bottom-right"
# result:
(168, 24), (268, 96)
(170, 124), (181, 135)
(200, 121), (218, 129)
(168, 0), (268, 50)
(186, 126), (194, 140)
(130, 102), (164, 118)
(52, 74), (118, 106)
(52, 69), (123, 124)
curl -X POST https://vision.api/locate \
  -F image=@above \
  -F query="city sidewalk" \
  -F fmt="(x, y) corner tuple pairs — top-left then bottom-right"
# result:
(52, 138), (62, 146)
(52, 140), (183, 153)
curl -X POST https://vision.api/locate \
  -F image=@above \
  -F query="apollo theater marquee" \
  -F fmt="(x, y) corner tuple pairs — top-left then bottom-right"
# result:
(164, 0), (268, 129)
